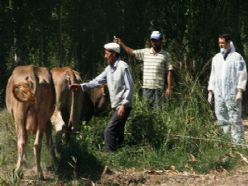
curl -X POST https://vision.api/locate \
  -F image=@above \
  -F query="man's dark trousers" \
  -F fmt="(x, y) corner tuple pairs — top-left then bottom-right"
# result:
(104, 107), (132, 152)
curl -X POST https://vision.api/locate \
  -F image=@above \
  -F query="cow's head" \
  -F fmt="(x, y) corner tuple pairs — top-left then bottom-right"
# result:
(87, 85), (108, 115)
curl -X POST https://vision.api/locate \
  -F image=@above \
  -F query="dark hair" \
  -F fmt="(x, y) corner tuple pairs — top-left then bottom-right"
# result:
(219, 34), (231, 42)
(106, 49), (120, 57)
(109, 50), (120, 58)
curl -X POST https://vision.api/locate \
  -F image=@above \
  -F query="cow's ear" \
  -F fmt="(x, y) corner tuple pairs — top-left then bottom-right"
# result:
(73, 70), (82, 82)
(13, 83), (35, 104)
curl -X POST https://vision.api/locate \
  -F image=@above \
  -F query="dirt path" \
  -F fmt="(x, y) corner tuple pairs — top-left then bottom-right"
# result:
(99, 166), (248, 186)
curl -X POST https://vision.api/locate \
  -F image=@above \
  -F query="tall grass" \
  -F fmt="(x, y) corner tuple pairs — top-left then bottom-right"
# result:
(81, 73), (248, 173)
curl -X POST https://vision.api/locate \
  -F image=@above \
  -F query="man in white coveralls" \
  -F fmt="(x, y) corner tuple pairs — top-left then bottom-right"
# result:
(208, 34), (247, 144)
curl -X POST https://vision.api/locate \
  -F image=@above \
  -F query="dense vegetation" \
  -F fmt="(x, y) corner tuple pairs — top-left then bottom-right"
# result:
(1, 0), (248, 185)
(1, 0), (248, 103)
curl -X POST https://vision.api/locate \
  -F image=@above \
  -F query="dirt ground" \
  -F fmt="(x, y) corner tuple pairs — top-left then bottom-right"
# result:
(18, 164), (248, 186)
(100, 166), (248, 186)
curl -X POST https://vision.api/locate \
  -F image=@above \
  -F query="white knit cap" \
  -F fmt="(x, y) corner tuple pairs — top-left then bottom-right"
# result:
(104, 42), (120, 53)
(150, 31), (162, 40)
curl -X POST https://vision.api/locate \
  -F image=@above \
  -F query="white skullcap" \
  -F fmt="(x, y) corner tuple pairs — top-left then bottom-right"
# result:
(150, 31), (162, 40)
(104, 42), (120, 53)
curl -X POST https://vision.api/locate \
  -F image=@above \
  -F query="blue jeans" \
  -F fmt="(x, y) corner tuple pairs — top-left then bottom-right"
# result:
(142, 88), (162, 110)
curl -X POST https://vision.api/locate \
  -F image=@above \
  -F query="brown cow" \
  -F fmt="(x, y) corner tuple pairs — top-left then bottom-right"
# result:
(5, 65), (56, 179)
(50, 67), (82, 132)
(50, 67), (106, 142)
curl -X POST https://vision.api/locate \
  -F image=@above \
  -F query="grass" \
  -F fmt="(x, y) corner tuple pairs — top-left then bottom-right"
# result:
(1, 76), (248, 185)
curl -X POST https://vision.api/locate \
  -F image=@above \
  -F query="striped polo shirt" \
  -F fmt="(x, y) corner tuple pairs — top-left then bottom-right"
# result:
(133, 48), (173, 89)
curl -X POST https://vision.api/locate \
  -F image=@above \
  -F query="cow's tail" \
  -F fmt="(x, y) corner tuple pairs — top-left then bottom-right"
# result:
(67, 72), (76, 129)
(66, 71), (81, 130)
(13, 82), (35, 104)
(26, 107), (37, 134)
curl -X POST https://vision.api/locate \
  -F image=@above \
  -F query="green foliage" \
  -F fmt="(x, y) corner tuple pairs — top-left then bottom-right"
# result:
(0, 110), (16, 165)
(126, 110), (167, 149)
(1, 0), (248, 108)
(0, 170), (22, 186)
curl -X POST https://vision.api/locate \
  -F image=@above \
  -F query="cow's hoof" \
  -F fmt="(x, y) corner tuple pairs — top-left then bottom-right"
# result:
(12, 169), (23, 183)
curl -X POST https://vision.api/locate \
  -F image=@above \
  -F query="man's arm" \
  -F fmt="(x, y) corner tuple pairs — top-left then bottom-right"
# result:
(208, 58), (215, 92)
(165, 70), (172, 97)
(207, 58), (215, 104)
(83, 70), (107, 89)
(114, 37), (135, 56)
(235, 55), (247, 101)
(118, 68), (134, 117)
(70, 70), (107, 91)
(237, 56), (247, 91)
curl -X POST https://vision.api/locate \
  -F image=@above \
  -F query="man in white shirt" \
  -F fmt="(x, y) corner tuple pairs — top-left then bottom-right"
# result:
(70, 42), (134, 152)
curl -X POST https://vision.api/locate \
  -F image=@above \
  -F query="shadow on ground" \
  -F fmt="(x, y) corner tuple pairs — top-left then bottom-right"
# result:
(56, 136), (104, 182)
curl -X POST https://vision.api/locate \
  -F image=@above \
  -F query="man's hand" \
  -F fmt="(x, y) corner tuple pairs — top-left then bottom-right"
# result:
(113, 36), (134, 55)
(236, 89), (243, 101)
(70, 84), (81, 91)
(165, 88), (171, 97)
(113, 36), (122, 45)
(208, 91), (213, 104)
(117, 105), (125, 118)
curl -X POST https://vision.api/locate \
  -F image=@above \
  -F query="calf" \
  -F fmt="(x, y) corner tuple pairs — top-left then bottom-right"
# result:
(5, 65), (55, 179)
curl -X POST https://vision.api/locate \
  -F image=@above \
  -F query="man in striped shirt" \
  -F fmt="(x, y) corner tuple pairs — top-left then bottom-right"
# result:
(70, 42), (134, 152)
(114, 31), (173, 109)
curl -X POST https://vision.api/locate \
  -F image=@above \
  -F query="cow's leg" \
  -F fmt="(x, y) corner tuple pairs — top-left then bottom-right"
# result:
(34, 129), (44, 180)
(22, 134), (28, 167)
(16, 133), (26, 172)
(51, 110), (65, 149)
(51, 110), (65, 131)
(15, 115), (27, 173)
(45, 121), (58, 169)
(55, 129), (63, 152)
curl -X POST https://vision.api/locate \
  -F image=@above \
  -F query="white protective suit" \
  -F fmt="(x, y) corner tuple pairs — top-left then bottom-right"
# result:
(208, 42), (247, 143)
